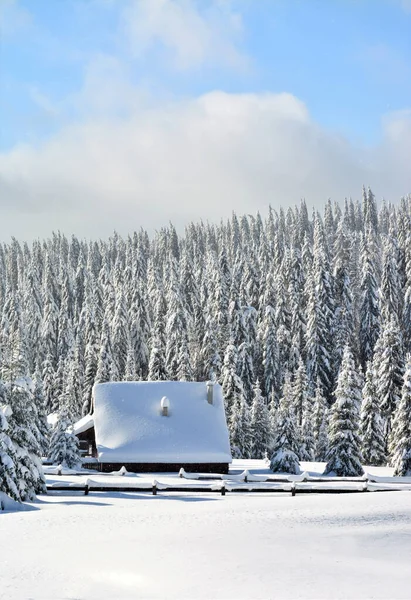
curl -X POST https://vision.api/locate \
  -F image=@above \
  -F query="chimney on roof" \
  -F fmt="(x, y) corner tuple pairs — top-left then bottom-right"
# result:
(206, 381), (214, 405)
(161, 396), (170, 416)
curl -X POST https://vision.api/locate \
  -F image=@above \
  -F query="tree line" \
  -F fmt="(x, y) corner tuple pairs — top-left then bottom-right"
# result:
(1, 187), (411, 500)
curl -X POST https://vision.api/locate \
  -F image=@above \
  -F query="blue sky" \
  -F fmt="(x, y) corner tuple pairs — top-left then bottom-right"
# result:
(2, 0), (410, 149)
(0, 0), (410, 239)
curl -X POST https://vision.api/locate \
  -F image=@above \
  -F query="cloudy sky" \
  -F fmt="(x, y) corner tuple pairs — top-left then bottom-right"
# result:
(1, 0), (410, 240)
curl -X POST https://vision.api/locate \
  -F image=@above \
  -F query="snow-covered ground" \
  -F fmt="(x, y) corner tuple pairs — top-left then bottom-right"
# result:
(1, 461), (411, 600)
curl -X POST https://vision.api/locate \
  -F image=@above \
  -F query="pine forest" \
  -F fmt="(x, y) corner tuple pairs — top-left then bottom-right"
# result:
(2, 186), (411, 499)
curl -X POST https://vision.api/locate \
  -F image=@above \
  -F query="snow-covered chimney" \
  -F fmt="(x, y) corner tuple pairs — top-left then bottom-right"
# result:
(161, 396), (170, 416)
(206, 381), (214, 405)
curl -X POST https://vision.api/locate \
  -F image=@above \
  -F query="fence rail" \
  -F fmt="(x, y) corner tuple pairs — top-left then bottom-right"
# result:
(45, 479), (410, 497)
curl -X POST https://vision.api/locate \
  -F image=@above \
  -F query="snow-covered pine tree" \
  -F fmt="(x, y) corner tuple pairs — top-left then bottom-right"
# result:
(95, 319), (114, 384)
(299, 393), (315, 462)
(270, 374), (300, 474)
(359, 234), (380, 370)
(0, 394), (20, 502)
(305, 217), (334, 400)
(250, 380), (270, 458)
(81, 281), (100, 415)
(48, 403), (81, 469)
(379, 239), (401, 325)
(6, 378), (46, 500)
(312, 383), (329, 461)
(260, 306), (279, 402)
(147, 338), (168, 381)
(229, 390), (252, 459)
(273, 267), (292, 372)
(176, 335), (194, 382)
(325, 345), (363, 477)
(291, 357), (308, 427)
(360, 362), (385, 466)
(124, 340), (138, 381)
(1, 297), (46, 499)
(237, 340), (254, 404)
(221, 343), (243, 415)
(373, 315), (404, 441)
(200, 311), (221, 381)
(111, 286), (130, 379)
(333, 216), (355, 374)
(32, 373), (50, 457)
(390, 357), (411, 476)
(42, 353), (55, 414)
(403, 229), (411, 354)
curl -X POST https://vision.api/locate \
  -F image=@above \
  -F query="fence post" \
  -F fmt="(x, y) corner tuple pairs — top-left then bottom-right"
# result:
(291, 483), (296, 497)
(221, 484), (226, 496)
(152, 481), (157, 495)
(84, 484), (89, 496)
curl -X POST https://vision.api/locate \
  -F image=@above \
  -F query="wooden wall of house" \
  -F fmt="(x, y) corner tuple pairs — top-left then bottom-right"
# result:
(98, 462), (230, 474)
(77, 427), (97, 458)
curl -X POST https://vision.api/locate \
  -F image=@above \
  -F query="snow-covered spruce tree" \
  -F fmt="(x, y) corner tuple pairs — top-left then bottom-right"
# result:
(274, 268), (292, 373)
(238, 340), (254, 405)
(147, 338), (168, 381)
(360, 362), (385, 466)
(358, 234), (380, 370)
(390, 358), (411, 476)
(305, 217), (334, 400)
(176, 335), (194, 382)
(42, 353), (55, 414)
(312, 382), (329, 461)
(291, 357), (308, 427)
(2, 302), (46, 499)
(299, 392), (315, 462)
(124, 340), (138, 381)
(48, 403), (81, 469)
(165, 258), (189, 380)
(373, 315), (404, 440)
(111, 286), (130, 379)
(200, 311), (221, 381)
(0, 397), (20, 502)
(325, 345), (363, 477)
(95, 319), (115, 384)
(229, 389), (252, 459)
(6, 378), (46, 500)
(221, 343), (243, 415)
(379, 240), (401, 325)
(260, 305), (279, 403)
(270, 374), (300, 474)
(32, 373), (50, 457)
(288, 244), (307, 368)
(81, 282), (100, 415)
(333, 216), (355, 375)
(250, 380), (270, 459)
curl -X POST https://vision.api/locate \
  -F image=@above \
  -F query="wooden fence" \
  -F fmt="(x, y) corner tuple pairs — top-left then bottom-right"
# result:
(45, 478), (410, 497)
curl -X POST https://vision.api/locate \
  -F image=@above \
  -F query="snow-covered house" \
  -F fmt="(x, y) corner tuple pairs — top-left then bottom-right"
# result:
(73, 381), (232, 473)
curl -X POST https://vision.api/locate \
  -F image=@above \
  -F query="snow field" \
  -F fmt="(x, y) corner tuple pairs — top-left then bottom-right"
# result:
(2, 460), (411, 599)
(1, 489), (411, 600)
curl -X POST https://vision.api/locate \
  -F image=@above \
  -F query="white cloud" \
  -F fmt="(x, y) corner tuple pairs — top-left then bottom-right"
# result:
(400, 0), (411, 12)
(0, 0), (32, 37)
(122, 0), (246, 70)
(1, 90), (410, 240)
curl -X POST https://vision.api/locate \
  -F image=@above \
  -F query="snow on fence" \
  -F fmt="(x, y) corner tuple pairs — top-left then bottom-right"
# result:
(44, 468), (411, 497)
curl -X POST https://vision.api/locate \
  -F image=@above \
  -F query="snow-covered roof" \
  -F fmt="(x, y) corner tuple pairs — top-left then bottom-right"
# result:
(72, 413), (94, 436)
(93, 381), (232, 464)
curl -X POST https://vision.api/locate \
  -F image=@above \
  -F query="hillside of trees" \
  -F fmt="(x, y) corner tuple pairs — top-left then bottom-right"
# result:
(1, 187), (411, 498)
